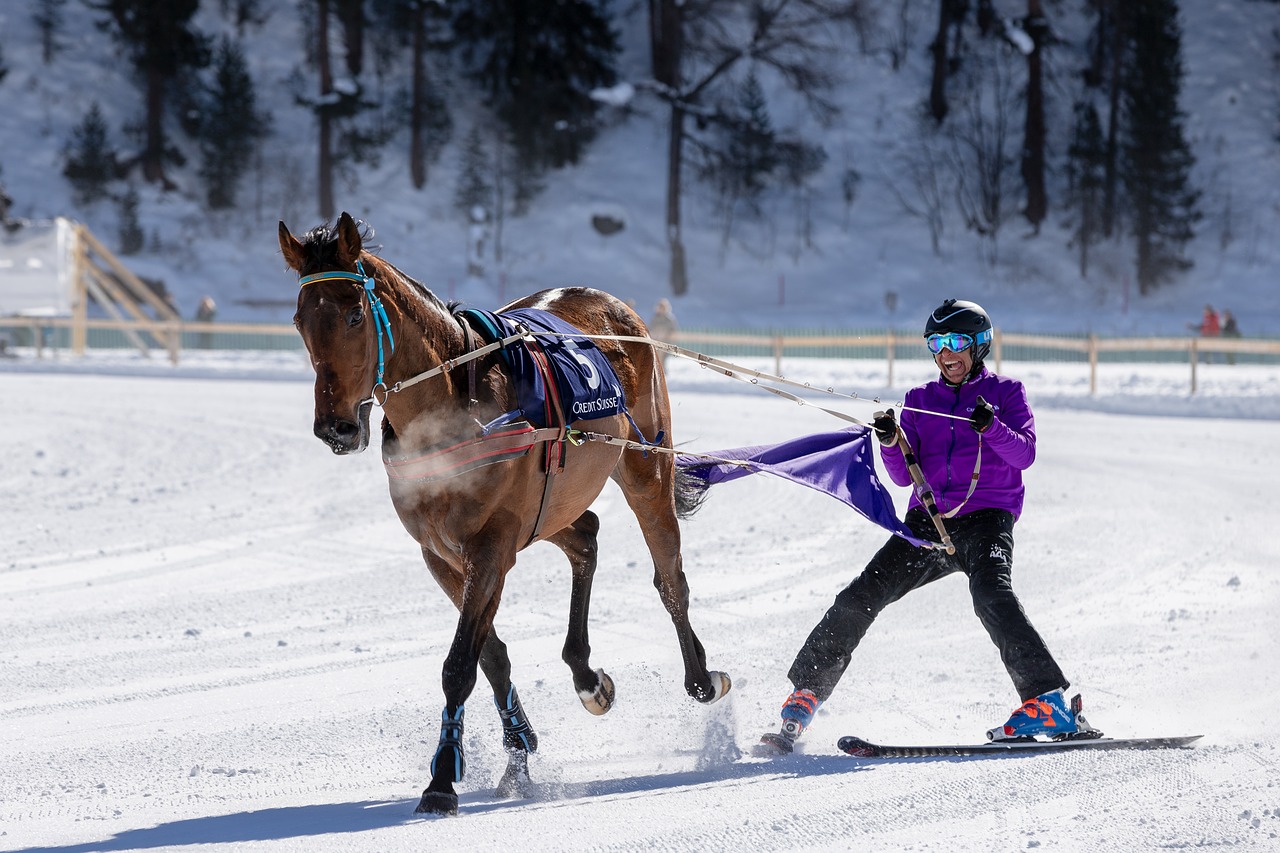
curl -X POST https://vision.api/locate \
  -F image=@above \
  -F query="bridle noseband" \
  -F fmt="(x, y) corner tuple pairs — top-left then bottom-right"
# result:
(298, 259), (396, 401)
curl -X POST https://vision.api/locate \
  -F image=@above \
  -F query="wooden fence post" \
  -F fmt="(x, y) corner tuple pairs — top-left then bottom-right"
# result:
(1189, 339), (1198, 394)
(886, 327), (895, 389)
(1088, 334), (1098, 395)
(70, 221), (88, 356)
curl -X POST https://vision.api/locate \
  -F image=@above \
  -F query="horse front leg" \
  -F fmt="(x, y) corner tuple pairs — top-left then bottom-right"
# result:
(415, 547), (513, 816)
(482, 638), (538, 799)
(550, 511), (616, 715)
(616, 458), (731, 705)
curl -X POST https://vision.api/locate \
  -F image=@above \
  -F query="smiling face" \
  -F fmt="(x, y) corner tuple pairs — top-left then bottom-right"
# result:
(933, 344), (974, 385)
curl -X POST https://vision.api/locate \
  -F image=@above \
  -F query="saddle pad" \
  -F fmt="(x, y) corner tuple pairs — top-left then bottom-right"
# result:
(459, 307), (627, 428)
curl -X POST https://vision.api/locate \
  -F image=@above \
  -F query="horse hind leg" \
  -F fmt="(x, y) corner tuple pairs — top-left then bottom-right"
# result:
(615, 450), (731, 705)
(549, 511), (616, 716)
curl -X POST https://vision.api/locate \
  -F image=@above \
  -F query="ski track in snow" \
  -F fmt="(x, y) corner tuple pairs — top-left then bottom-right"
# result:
(2, 364), (1279, 852)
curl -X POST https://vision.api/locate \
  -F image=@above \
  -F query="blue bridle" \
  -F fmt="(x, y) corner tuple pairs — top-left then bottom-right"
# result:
(298, 259), (396, 392)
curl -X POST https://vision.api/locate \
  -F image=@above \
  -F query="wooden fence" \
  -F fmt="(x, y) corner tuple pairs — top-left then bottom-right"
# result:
(1, 318), (1277, 396)
(673, 330), (1280, 394)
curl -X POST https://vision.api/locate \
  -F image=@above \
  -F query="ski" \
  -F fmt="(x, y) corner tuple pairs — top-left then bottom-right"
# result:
(836, 733), (1203, 758)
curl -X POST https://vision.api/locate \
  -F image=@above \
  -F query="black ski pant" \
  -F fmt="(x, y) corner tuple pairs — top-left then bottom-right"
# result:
(788, 507), (1068, 704)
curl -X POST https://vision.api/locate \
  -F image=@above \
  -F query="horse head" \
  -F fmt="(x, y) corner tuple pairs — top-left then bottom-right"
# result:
(280, 211), (384, 454)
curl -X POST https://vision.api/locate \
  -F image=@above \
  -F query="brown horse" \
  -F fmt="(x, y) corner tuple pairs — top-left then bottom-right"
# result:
(279, 212), (730, 815)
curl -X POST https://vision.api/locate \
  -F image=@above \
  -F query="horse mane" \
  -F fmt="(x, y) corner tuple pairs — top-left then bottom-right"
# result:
(373, 255), (450, 316)
(297, 217), (450, 317)
(298, 218), (380, 269)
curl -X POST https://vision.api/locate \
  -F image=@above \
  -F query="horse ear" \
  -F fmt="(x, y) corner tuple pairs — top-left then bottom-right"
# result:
(336, 211), (363, 265)
(279, 221), (305, 272)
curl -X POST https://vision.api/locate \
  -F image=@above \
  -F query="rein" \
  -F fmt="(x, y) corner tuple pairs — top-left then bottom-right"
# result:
(294, 266), (968, 550)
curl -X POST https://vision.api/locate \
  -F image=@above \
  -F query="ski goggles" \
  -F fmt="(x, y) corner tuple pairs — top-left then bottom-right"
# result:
(925, 330), (991, 354)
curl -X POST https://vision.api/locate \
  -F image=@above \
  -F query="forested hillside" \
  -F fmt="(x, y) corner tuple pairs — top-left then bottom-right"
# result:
(0, 0), (1277, 333)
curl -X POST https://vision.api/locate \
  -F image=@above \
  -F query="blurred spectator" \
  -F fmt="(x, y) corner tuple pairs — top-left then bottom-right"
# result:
(648, 298), (678, 368)
(0, 182), (21, 232)
(195, 295), (217, 349)
(466, 206), (489, 278)
(1189, 304), (1219, 363)
(1221, 309), (1240, 365)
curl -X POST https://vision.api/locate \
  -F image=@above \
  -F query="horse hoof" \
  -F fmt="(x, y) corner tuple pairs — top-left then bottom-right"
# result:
(415, 789), (459, 816)
(578, 668), (615, 716)
(495, 751), (535, 799)
(694, 671), (732, 704)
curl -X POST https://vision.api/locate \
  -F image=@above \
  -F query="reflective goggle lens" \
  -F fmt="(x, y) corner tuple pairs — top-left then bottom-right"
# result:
(926, 332), (975, 354)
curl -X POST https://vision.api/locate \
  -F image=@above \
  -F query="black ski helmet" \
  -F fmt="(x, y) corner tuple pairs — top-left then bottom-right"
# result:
(924, 298), (994, 364)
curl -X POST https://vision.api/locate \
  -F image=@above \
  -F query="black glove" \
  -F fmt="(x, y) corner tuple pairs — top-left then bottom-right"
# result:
(872, 410), (899, 446)
(970, 396), (995, 434)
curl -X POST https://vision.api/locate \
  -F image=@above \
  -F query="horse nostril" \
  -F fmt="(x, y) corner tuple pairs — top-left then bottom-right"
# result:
(315, 418), (360, 447)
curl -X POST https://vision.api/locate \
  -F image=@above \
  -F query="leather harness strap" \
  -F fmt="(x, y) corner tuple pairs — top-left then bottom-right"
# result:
(383, 310), (573, 549)
(522, 334), (569, 548)
(455, 313), (480, 410)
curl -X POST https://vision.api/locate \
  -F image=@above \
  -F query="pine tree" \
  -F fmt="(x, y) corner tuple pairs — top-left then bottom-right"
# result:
(33, 0), (68, 64)
(1119, 0), (1200, 294)
(370, 0), (454, 188)
(1065, 101), (1106, 278)
(199, 37), (269, 209)
(62, 103), (120, 205)
(720, 72), (780, 209)
(87, 0), (211, 187)
(117, 186), (145, 255)
(453, 125), (493, 219)
(218, 0), (268, 35)
(451, 0), (621, 205)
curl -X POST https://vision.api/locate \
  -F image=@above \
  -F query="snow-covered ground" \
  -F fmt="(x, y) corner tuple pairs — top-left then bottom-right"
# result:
(2, 356), (1278, 851)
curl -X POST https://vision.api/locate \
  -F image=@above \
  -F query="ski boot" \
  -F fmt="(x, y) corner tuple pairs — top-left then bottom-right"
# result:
(758, 688), (821, 755)
(988, 689), (1101, 742)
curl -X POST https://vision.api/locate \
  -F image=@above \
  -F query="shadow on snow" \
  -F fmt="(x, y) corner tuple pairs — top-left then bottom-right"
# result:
(11, 755), (871, 851)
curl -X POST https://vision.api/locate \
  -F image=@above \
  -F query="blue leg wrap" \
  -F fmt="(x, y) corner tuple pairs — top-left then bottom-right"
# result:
(497, 685), (539, 753)
(431, 704), (466, 782)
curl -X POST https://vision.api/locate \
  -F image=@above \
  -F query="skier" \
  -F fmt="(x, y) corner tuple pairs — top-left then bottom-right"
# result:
(766, 298), (1090, 751)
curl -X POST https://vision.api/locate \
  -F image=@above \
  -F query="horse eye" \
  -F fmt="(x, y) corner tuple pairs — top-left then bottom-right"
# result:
(347, 305), (364, 327)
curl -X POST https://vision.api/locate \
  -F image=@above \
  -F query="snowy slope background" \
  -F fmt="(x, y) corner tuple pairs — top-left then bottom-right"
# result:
(0, 0), (1277, 334)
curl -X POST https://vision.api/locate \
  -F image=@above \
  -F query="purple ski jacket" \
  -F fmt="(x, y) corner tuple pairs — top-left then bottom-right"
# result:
(880, 366), (1036, 519)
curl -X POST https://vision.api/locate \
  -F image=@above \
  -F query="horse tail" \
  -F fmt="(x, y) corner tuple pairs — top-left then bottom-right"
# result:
(674, 464), (710, 520)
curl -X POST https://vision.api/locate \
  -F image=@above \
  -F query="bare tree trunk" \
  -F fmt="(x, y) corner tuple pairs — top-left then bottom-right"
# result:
(336, 0), (364, 77)
(143, 64), (169, 187)
(493, 124), (507, 268)
(650, 0), (687, 294)
(1021, 0), (1047, 232)
(1084, 0), (1109, 87)
(1102, 0), (1123, 238)
(409, 1), (427, 189)
(666, 105), (688, 295)
(929, 0), (952, 124)
(317, 0), (335, 220)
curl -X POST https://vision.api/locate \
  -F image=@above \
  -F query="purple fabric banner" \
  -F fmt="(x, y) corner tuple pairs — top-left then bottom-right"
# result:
(677, 427), (930, 547)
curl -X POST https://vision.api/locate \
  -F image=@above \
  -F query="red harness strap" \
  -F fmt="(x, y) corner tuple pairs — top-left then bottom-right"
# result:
(382, 423), (563, 483)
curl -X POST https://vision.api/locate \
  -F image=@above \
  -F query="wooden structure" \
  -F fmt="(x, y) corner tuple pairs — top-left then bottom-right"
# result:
(67, 220), (183, 361)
